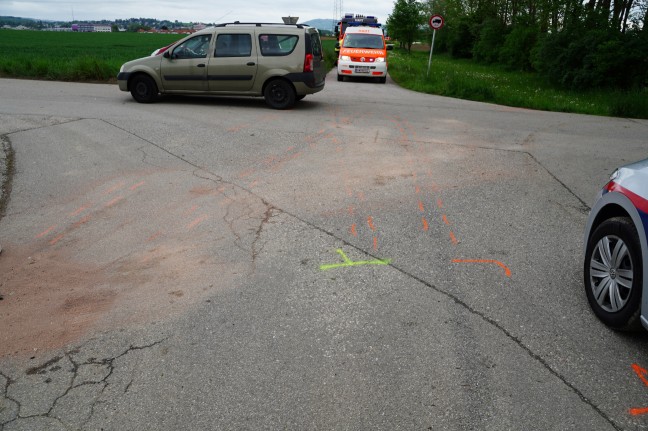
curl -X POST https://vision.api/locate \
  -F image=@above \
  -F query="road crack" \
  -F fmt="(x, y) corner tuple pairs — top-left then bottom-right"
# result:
(0, 337), (167, 429)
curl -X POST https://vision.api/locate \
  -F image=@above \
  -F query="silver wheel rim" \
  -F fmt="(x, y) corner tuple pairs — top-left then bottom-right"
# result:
(590, 234), (634, 312)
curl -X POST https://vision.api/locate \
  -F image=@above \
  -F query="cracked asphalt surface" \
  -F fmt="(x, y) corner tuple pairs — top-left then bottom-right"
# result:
(1, 75), (648, 430)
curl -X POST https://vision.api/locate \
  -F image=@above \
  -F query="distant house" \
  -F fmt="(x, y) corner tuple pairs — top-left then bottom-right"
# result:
(72, 23), (112, 32)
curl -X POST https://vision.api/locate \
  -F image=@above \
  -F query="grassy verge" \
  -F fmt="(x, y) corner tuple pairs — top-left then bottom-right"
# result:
(321, 38), (337, 72)
(388, 48), (648, 119)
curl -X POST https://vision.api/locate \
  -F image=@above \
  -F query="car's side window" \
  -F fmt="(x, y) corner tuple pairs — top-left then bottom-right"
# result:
(214, 34), (252, 57)
(173, 35), (212, 59)
(259, 34), (299, 56)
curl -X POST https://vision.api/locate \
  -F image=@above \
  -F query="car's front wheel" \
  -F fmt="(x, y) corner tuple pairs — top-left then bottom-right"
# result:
(130, 74), (158, 103)
(263, 79), (296, 110)
(584, 217), (643, 330)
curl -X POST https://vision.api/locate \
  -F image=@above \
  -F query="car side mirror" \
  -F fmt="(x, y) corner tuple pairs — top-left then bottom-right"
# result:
(163, 51), (171, 59)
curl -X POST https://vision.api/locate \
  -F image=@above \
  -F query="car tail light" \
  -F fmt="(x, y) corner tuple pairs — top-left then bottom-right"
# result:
(304, 53), (314, 72)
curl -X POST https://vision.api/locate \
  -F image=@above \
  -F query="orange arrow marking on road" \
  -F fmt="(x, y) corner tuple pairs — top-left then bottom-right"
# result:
(452, 259), (511, 277)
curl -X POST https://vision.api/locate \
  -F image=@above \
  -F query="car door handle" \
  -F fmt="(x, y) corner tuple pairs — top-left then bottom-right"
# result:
(197, 63), (206, 68)
(247, 62), (256, 66)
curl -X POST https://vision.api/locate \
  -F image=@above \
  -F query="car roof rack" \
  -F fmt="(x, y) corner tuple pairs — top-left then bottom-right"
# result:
(215, 22), (308, 28)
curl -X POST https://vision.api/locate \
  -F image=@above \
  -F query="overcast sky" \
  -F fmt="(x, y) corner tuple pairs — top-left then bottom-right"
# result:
(1, 0), (395, 24)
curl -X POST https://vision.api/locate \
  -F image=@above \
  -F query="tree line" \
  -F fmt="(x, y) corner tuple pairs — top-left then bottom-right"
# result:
(387, 0), (647, 90)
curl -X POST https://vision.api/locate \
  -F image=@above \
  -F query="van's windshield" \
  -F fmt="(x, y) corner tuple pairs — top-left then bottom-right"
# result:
(342, 34), (383, 49)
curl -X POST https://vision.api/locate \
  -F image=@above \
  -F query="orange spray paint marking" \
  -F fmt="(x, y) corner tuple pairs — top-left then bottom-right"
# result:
(357, 192), (366, 201)
(238, 168), (255, 179)
(442, 214), (450, 225)
(373, 237), (378, 250)
(632, 364), (648, 387)
(49, 234), (65, 246)
(72, 215), (92, 228)
(147, 231), (162, 242)
(187, 215), (208, 230)
(348, 206), (355, 216)
(418, 200), (425, 212)
(103, 181), (126, 195)
(452, 259), (512, 277)
(422, 217), (429, 231)
(449, 231), (458, 245)
(129, 181), (146, 191)
(105, 196), (124, 208)
(629, 407), (648, 416)
(184, 205), (199, 216)
(350, 224), (358, 237)
(415, 185), (421, 194)
(367, 216), (376, 231)
(629, 364), (648, 415)
(69, 205), (89, 217)
(36, 225), (56, 239)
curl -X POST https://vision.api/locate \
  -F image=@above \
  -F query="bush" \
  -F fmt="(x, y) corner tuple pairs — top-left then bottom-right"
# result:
(499, 22), (537, 71)
(447, 18), (476, 59)
(531, 12), (648, 90)
(473, 19), (508, 64)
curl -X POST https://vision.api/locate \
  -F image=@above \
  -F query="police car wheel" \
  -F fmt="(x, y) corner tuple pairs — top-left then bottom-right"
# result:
(584, 217), (643, 330)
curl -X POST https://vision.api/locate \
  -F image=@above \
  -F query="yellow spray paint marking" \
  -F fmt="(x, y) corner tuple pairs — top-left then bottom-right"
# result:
(320, 249), (391, 271)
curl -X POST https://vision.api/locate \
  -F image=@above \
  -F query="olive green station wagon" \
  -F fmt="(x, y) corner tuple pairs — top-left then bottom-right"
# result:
(117, 23), (326, 109)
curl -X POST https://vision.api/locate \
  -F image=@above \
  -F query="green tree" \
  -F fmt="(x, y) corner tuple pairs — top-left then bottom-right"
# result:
(388, 0), (425, 51)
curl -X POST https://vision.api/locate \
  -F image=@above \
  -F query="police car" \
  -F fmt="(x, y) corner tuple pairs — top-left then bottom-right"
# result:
(583, 158), (648, 330)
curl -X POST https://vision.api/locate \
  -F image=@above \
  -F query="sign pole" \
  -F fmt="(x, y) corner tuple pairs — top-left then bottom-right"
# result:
(426, 14), (444, 78)
(427, 29), (436, 78)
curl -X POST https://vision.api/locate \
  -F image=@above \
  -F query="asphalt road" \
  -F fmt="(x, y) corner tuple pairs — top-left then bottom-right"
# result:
(0, 74), (647, 430)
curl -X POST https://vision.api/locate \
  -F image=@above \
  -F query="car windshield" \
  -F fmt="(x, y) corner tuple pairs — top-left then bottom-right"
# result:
(343, 34), (383, 49)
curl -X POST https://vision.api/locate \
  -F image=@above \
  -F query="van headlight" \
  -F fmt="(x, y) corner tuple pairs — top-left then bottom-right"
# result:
(340, 56), (351, 61)
(374, 57), (385, 62)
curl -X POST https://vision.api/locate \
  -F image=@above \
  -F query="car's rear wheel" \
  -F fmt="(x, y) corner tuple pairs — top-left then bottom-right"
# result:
(264, 79), (296, 110)
(337, 74), (343, 82)
(130, 74), (158, 103)
(584, 217), (643, 330)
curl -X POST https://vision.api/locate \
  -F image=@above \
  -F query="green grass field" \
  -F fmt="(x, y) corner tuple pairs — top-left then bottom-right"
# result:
(0, 30), (336, 82)
(0, 29), (181, 81)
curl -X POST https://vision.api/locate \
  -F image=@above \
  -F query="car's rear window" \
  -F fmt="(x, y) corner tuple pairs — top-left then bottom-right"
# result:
(310, 33), (322, 57)
(259, 34), (299, 56)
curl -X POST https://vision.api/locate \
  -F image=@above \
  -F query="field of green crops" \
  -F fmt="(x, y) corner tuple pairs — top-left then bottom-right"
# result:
(0, 30), (337, 82)
(0, 29), (182, 81)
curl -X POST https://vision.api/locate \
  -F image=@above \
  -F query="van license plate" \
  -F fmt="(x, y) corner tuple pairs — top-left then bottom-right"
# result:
(355, 66), (370, 73)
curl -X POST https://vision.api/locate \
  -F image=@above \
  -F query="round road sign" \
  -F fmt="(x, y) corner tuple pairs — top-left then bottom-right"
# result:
(429, 15), (444, 30)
